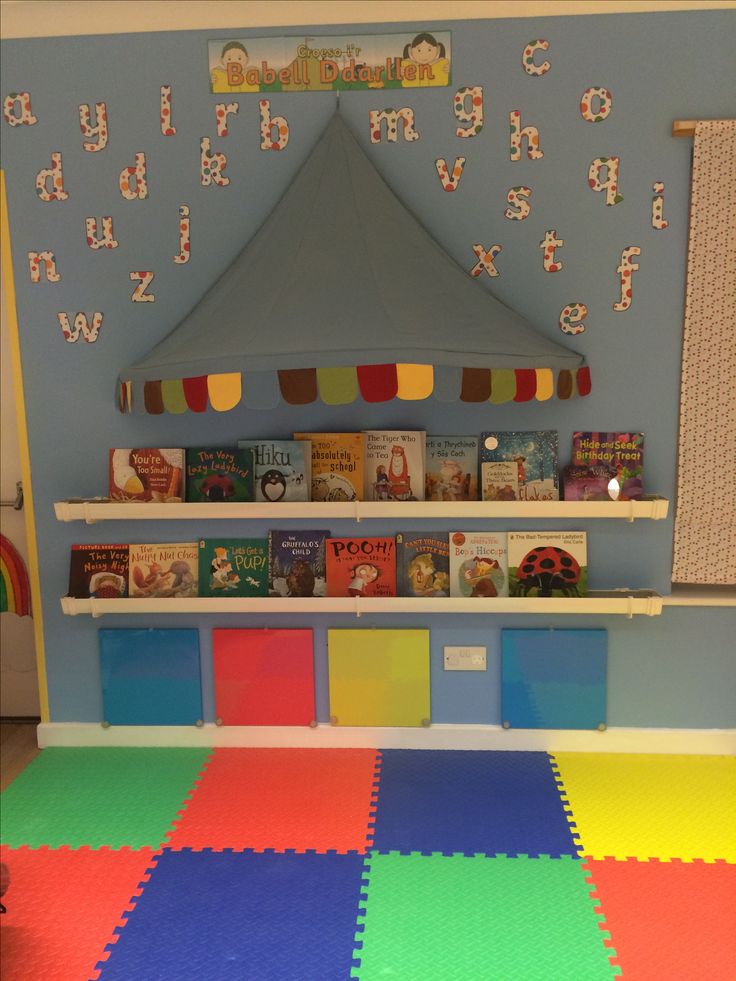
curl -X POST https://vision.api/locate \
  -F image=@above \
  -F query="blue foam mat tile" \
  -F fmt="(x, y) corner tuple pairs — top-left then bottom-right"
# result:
(97, 848), (367, 981)
(371, 750), (577, 857)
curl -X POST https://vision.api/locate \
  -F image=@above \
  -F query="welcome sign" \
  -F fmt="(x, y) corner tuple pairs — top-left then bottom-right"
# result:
(207, 32), (452, 93)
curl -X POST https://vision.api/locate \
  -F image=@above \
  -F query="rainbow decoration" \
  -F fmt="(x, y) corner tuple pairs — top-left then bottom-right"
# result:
(0, 533), (32, 617)
(118, 364), (591, 414)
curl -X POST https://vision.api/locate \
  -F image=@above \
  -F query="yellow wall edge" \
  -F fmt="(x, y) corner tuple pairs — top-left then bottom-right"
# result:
(1, 169), (50, 722)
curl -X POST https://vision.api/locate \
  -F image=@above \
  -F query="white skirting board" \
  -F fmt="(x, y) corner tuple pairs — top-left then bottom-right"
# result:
(37, 723), (736, 755)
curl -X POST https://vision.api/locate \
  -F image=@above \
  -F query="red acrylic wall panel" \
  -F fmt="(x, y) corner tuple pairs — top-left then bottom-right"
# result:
(212, 628), (315, 726)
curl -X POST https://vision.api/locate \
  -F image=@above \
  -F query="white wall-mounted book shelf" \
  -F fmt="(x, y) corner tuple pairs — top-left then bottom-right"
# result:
(54, 497), (670, 523)
(60, 590), (663, 618)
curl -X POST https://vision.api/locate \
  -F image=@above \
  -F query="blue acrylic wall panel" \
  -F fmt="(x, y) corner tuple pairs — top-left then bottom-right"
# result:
(99, 628), (202, 725)
(501, 628), (606, 729)
(2, 11), (736, 727)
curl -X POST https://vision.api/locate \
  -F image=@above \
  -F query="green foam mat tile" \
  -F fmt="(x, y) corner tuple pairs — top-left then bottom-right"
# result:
(0, 748), (212, 849)
(352, 852), (618, 980)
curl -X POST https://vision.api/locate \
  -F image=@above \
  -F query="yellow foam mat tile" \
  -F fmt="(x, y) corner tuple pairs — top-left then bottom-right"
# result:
(550, 753), (736, 863)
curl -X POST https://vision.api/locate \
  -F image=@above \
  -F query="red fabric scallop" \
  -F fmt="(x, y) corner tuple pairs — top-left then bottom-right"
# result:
(577, 365), (592, 396)
(183, 375), (209, 413)
(513, 369), (537, 402)
(143, 381), (164, 414)
(357, 364), (398, 402)
(278, 368), (318, 404)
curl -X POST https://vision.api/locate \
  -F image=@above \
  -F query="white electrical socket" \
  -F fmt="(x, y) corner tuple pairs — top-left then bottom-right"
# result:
(444, 646), (487, 671)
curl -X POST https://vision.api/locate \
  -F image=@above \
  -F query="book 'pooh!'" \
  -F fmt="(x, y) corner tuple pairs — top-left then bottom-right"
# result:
(325, 537), (396, 597)
(109, 449), (183, 502)
(128, 543), (198, 598)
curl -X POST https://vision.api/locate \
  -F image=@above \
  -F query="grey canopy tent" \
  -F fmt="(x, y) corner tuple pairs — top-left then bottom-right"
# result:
(118, 111), (589, 413)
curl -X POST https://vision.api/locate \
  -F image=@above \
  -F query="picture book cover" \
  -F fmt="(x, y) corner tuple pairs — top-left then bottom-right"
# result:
(425, 436), (478, 501)
(481, 461), (520, 501)
(109, 449), (184, 502)
(449, 532), (508, 598)
(571, 432), (644, 499)
(363, 431), (425, 502)
(508, 532), (587, 598)
(480, 431), (559, 501)
(293, 432), (364, 502)
(68, 544), (129, 598)
(396, 532), (450, 597)
(562, 465), (619, 502)
(185, 447), (255, 502)
(325, 537), (396, 597)
(128, 543), (198, 598)
(198, 539), (269, 597)
(268, 530), (329, 597)
(237, 440), (310, 502)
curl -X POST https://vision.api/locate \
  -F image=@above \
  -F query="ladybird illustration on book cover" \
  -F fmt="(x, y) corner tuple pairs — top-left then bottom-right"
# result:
(508, 532), (587, 598)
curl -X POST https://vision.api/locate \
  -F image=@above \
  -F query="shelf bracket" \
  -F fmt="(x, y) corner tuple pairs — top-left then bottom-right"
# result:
(90, 598), (103, 619)
(355, 596), (362, 618)
(627, 500), (636, 523)
(83, 501), (99, 525)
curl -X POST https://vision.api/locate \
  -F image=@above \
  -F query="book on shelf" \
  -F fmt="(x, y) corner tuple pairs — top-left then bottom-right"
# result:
(293, 432), (364, 502)
(449, 532), (508, 598)
(268, 530), (329, 597)
(109, 449), (184, 502)
(198, 539), (269, 597)
(325, 537), (396, 597)
(363, 431), (426, 502)
(396, 532), (450, 597)
(480, 431), (559, 501)
(128, 543), (198, 598)
(185, 447), (255, 503)
(425, 436), (479, 501)
(562, 465), (619, 501)
(236, 440), (311, 502)
(68, 544), (129, 598)
(567, 432), (644, 500)
(508, 532), (587, 598)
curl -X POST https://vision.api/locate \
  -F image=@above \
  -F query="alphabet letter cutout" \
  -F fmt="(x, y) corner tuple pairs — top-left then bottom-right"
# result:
(259, 100), (289, 149)
(28, 251), (61, 283)
(216, 102), (239, 137)
(652, 182), (668, 229)
(369, 107), (420, 143)
(79, 102), (108, 151)
(470, 244), (502, 278)
(580, 87), (612, 123)
(454, 86), (483, 137)
(540, 230), (564, 272)
(58, 312), (103, 343)
(130, 271), (155, 302)
(174, 205), (190, 263)
(200, 138), (229, 186)
(509, 111), (543, 160)
(85, 217), (118, 250)
(36, 152), (68, 201)
(3, 92), (37, 126)
(559, 303), (588, 335)
(504, 186), (532, 220)
(613, 247), (640, 311)
(588, 156), (623, 205)
(521, 40), (551, 76)
(160, 85), (175, 135)
(435, 157), (466, 191)
(119, 153), (148, 199)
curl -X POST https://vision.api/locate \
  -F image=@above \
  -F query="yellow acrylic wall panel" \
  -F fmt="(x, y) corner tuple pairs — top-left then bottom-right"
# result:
(328, 628), (430, 727)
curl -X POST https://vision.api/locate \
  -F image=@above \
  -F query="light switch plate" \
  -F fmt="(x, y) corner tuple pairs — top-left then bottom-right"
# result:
(444, 646), (487, 671)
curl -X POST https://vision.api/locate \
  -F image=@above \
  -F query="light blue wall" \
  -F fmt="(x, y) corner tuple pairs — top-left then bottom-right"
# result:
(2, 11), (734, 726)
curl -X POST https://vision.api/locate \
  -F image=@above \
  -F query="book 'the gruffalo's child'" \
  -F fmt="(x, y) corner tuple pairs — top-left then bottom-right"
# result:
(293, 433), (364, 502)
(481, 432), (559, 502)
(68, 544), (129, 598)
(449, 532), (508, 598)
(268, 530), (329, 597)
(109, 449), (184, 502)
(185, 448), (255, 503)
(325, 537), (396, 597)
(128, 543), (198, 598)
(396, 532), (450, 597)
(363, 431), (425, 502)
(198, 539), (269, 597)
(237, 440), (310, 502)
(425, 436), (479, 501)
(508, 532), (587, 598)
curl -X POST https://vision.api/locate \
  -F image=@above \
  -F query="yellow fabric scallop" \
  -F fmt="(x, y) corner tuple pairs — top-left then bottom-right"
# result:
(396, 364), (434, 401)
(207, 372), (242, 412)
(535, 368), (554, 401)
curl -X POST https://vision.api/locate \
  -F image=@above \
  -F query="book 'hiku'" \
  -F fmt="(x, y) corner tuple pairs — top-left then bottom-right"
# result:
(363, 431), (425, 502)
(293, 433), (364, 502)
(268, 530), (329, 597)
(508, 532), (587, 598)
(199, 539), (269, 597)
(396, 532), (450, 597)
(68, 544), (129, 598)
(570, 432), (644, 500)
(481, 431), (559, 501)
(109, 449), (184, 502)
(128, 543), (198, 598)
(425, 436), (478, 501)
(185, 447), (255, 502)
(449, 532), (508, 598)
(237, 440), (311, 502)
(325, 537), (396, 597)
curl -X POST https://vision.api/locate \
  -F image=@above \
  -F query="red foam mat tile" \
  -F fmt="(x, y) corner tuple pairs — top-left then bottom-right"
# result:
(166, 747), (380, 853)
(0, 845), (157, 981)
(586, 857), (736, 981)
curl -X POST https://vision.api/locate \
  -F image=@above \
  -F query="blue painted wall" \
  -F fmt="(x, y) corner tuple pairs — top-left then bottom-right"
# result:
(2, 10), (735, 726)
